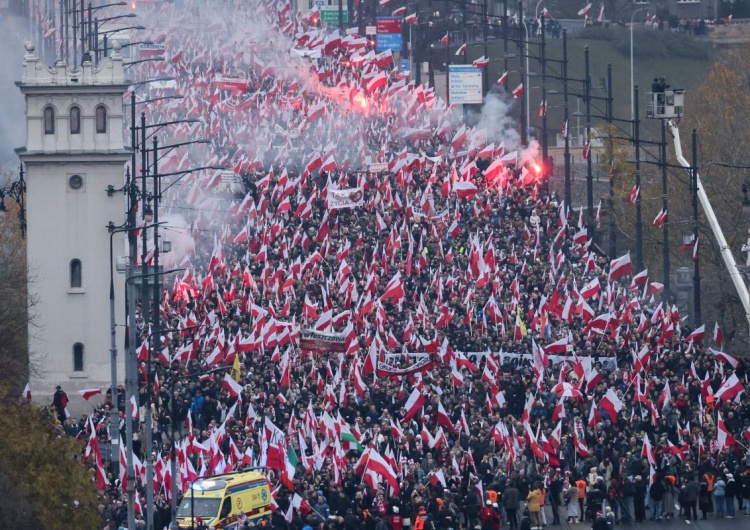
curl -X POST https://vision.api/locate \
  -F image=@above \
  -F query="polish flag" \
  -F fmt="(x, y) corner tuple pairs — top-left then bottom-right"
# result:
(366, 71), (388, 93)
(222, 373), (244, 399)
(440, 33), (449, 45)
(713, 322), (723, 347)
(647, 282), (665, 295)
(392, 6), (406, 15)
(678, 234), (695, 253)
(402, 388), (425, 422)
(20, 383), (31, 403)
(472, 56), (489, 68)
(631, 269), (648, 286)
(562, 120), (568, 138)
(430, 469), (447, 488)
(541, 7), (552, 19)
(599, 388), (624, 420)
(78, 388), (103, 401)
(536, 100), (547, 119)
(453, 181), (479, 199)
(582, 142), (590, 160)
(685, 324), (705, 343)
(496, 71), (508, 86)
(512, 83), (524, 98)
(717, 412), (736, 450)
(626, 185), (639, 204)
(653, 208), (667, 228)
(709, 347), (738, 368)
(609, 252), (632, 281)
(130, 395), (139, 421)
(404, 13), (418, 24)
(456, 43), (467, 56)
(715, 373), (744, 402)
(545, 335), (570, 354)
(577, 3), (592, 17)
(381, 272), (405, 302)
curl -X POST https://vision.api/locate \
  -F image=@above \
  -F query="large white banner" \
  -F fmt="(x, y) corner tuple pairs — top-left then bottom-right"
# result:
(383, 351), (617, 372)
(327, 187), (365, 210)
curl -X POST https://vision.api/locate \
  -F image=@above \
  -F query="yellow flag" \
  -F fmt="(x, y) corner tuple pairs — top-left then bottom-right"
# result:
(516, 306), (527, 337)
(231, 353), (241, 381)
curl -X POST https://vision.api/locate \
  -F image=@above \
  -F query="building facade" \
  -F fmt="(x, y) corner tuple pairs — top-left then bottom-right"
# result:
(17, 41), (129, 397)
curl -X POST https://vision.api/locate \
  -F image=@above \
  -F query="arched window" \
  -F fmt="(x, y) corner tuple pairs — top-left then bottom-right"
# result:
(95, 105), (107, 133)
(43, 106), (55, 134)
(73, 343), (84, 372)
(69, 106), (81, 134)
(70, 259), (82, 288)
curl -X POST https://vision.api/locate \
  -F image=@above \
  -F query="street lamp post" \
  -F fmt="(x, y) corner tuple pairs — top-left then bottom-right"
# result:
(0, 163), (27, 238)
(630, 8), (645, 124)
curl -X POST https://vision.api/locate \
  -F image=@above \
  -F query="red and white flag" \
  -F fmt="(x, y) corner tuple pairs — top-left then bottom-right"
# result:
(718, 412), (737, 450)
(456, 43), (467, 56)
(709, 347), (738, 368)
(685, 324), (705, 343)
(599, 388), (624, 420)
(472, 56), (489, 68)
(653, 209), (667, 228)
(715, 373), (744, 402)
(392, 6), (406, 15)
(537, 100), (547, 118)
(582, 142), (590, 160)
(626, 185), (639, 204)
(78, 388), (103, 401)
(222, 373), (244, 399)
(381, 272), (405, 302)
(404, 13), (418, 24)
(512, 83), (524, 98)
(440, 33), (449, 45)
(609, 252), (632, 281)
(20, 383), (31, 404)
(713, 322), (723, 347)
(402, 388), (425, 422)
(577, 3), (592, 17)
(496, 71), (508, 86)
(562, 120), (568, 139)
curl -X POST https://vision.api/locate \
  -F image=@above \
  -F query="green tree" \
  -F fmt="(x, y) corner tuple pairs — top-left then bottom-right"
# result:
(0, 387), (101, 530)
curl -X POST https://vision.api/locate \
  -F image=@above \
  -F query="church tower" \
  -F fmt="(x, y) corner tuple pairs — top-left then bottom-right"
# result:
(17, 42), (129, 397)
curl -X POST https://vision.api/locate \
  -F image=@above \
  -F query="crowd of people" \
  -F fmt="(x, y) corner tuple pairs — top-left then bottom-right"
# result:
(38, 0), (750, 529)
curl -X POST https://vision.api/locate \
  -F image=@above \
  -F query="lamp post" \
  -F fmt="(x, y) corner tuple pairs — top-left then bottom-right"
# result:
(584, 46), (593, 236)
(0, 163), (27, 238)
(107, 218), (165, 470)
(691, 129), (701, 327)
(630, 8), (645, 124)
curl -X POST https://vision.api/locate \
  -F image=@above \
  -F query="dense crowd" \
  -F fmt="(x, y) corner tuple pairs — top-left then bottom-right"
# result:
(41, 1), (750, 530)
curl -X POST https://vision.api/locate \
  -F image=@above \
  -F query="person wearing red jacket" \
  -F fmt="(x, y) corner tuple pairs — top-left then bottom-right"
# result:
(479, 501), (502, 530)
(389, 506), (404, 530)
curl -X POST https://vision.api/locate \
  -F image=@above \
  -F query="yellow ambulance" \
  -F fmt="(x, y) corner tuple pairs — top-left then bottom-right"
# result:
(176, 470), (272, 529)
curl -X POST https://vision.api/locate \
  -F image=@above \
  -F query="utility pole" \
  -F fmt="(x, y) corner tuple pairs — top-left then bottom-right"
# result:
(518, 0), (527, 146)
(147, 136), (161, 530)
(562, 29), (571, 210)
(540, 14), (547, 170)
(502, 0), (508, 94)
(692, 129), (702, 326)
(634, 85), (643, 271)
(584, 46), (593, 236)
(661, 119), (671, 298)
(607, 63), (616, 258)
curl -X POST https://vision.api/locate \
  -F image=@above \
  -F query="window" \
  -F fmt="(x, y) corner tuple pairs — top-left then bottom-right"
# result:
(73, 343), (84, 372)
(95, 105), (107, 133)
(69, 106), (81, 134)
(43, 106), (55, 134)
(220, 497), (232, 519)
(70, 259), (82, 288)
